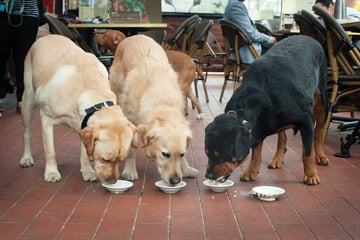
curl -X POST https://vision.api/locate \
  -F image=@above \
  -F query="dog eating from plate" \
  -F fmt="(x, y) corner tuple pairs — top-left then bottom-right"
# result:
(19, 35), (138, 184)
(109, 34), (198, 185)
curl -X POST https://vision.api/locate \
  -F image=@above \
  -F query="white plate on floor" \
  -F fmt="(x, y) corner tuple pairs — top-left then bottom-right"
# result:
(250, 186), (285, 201)
(101, 180), (133, 194)
(155, 180), (187, 193)
(203, 179), (234, 192)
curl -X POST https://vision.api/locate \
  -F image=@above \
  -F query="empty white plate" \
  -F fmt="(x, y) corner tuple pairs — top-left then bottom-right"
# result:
(250, 186), (285, 201)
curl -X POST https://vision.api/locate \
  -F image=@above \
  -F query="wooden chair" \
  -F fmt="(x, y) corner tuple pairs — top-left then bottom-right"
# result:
(185, 19), (214, 103)
(313, 5), (360, 143)
(163, 15), (201, 51)
(255, 22), (273, 36)
(43, 14), (113, 69)
(140, 29), (167, 46)
(201, 30), (227, 84)
(219, 19), (260, 102)
(293, 10), (327, 49)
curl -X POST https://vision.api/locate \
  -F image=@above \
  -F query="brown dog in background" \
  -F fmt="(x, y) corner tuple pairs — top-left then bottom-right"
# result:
(94, 29), (126, 54)
(94, 30), (204, 119)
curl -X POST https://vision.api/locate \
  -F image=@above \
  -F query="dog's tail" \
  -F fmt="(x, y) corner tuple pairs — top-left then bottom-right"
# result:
(195, 64), (205, 80)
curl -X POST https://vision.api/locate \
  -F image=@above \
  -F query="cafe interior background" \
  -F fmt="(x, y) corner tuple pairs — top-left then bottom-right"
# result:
(42, 0), (316, 31)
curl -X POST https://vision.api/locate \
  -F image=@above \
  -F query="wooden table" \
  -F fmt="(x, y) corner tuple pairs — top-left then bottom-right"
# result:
(68, 23), (168, 35)
(341, 20), (360, 31)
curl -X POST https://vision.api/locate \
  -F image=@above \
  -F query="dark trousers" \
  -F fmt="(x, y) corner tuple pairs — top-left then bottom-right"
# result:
(0, 13), (38, 102)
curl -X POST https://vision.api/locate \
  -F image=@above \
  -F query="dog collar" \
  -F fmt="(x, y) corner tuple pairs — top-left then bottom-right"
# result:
(81, 101), (114, 129)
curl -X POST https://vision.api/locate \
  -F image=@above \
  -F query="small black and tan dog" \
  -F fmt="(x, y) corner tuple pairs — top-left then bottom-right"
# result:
(205, 35), (329, 185)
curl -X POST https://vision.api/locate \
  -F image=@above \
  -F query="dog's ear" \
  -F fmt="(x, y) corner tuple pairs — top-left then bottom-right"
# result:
(113, 31), (126, 45)
(138, 123), (156, 148)
(233, 125), (251, 161)
(127, 120), (139, 148)
(236, 109), (245, 120)
(80, 126), (99, 157)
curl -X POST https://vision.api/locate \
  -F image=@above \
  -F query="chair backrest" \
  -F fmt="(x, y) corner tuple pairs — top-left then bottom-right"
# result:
(255, 22), (273, 36)
(313, 4), (360, 75)
(140, 29), (167, 45)
(186, 19), (214, 57)
(301, 10), (327, 47)
(312, 5), (355, 50)
(205, 31), (226, 57)
(219, 19), (260, 65)
(43, 13), (77, 42)
(293, 10), (327, 49)
(163, 15), (201, 50)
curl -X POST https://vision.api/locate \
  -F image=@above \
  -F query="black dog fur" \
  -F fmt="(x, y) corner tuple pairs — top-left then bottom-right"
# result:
(205, 35), (329, 185)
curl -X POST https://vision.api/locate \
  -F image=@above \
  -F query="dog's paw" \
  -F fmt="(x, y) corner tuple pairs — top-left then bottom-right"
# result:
(267, 159), (283, 169)
(183, 167), (199, 178)
(316, 156), (329, 166)
(303, 174), (320, 185)
(82, 170), (98, 182)
(240, 171), (257, 182)
(44, 172), (62, 182)
(122, 170), (138, 181)
(196, 113), (204, 120)
(19, 156), (34, 168)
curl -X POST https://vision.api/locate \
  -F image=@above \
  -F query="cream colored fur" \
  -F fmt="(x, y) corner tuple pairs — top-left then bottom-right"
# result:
(20, 35), (138, 183)
(110, 35), (198, 185)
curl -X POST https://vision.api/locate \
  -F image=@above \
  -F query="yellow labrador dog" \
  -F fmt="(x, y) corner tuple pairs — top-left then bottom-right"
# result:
(110, 35), (198, 185)
(19, 35), (138, 183)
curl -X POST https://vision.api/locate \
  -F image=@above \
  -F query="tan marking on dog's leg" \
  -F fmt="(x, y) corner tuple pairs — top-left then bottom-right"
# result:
(268, 131), (287, 169)
(181, 157), (198, 178)
(302, 145), (320, 185)
(121, 148), (138, 181)
(79, 143), (97, 181)
(240, 142), (263, 182)
(314, 90), (329, 166)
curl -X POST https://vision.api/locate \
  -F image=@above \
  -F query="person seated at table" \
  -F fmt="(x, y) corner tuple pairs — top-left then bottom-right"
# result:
(315, 0), (335, 16)
(347, 0), (360, 20)
(224, 0), (277, 64)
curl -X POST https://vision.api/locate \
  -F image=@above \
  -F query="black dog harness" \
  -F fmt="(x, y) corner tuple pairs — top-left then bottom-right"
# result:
(81, 101), (114, 129)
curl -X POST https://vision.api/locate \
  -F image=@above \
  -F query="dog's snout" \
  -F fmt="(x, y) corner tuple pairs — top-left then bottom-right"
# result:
(205, 170), (215, 180)
(106, 177), (117, 184)
(169, 176), (181, 185)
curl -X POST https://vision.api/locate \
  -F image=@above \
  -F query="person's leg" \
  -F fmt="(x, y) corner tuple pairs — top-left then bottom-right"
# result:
(0, 13), (13, 111)
(4, 62), (14, 94)
(12, 15), (38, 112)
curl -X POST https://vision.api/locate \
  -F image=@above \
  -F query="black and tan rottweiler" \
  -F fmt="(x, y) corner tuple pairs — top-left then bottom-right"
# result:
(205, 35), (329, 185)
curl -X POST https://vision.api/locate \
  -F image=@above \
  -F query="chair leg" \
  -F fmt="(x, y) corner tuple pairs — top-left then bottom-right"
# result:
(219, 76), (229, 102)
(194, 78), (199, 99)
(202, 76), (209, 103)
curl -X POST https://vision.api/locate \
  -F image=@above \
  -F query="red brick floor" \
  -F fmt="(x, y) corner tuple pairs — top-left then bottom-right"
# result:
(0, 75), (359, 240)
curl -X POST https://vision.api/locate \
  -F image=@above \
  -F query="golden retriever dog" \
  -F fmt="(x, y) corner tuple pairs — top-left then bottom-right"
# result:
(19, 35), (138, 183)
(94, 30), (204, 119)
(109, 34), (198, 185)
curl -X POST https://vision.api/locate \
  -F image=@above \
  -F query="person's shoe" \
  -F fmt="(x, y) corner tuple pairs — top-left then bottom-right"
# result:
(16, 102), (21, 113)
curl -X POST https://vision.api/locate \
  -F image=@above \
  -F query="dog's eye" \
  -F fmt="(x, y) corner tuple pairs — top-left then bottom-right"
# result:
(162, 152), (171, 158)
(180, 153), (185, 158)
(101, 158), (111, 163)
